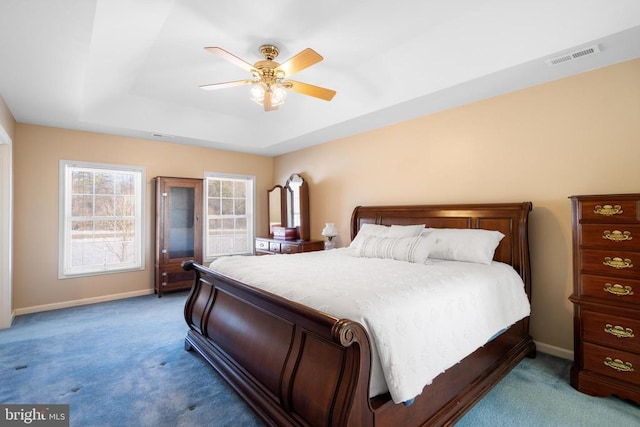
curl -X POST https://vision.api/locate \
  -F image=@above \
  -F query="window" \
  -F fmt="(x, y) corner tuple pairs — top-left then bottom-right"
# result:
(59, 161), (144, 278)
(204, 173), (255, 261)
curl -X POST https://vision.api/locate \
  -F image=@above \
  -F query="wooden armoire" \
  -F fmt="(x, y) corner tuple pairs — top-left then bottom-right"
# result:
(154, 177), (202, 297)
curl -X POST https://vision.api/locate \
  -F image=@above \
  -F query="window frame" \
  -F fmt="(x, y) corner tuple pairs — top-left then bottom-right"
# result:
(203, 172), (256, 263)
(58, 160), (145, 279)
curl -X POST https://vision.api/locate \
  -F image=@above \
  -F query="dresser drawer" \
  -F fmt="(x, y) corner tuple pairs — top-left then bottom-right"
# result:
(268, 242), (300, 253)
(583, 311), (640, 353)
(580, 249), (640, 278)
(580, 274), (640, 306)
(280, 243), (300, 254)
(578, 199), (640, 222)
(580, 224), (640, 250)
(255, 237), (324, 255)
(269, 242), (282, 253)
(255, 239), (270, 251)
(583, 342), (640, 384)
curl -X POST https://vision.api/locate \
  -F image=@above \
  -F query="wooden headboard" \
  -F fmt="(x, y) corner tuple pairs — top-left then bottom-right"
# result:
(350, 202), (533, 298)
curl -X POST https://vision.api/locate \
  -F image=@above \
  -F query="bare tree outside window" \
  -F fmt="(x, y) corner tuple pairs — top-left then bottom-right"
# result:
(60, 161), (144, 278)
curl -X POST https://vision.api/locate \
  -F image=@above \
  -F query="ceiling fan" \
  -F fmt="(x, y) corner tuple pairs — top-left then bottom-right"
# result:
(200, 44), (336, 112)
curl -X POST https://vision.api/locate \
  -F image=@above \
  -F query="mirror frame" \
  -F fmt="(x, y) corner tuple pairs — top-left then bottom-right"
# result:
(284, 173), (310, 241)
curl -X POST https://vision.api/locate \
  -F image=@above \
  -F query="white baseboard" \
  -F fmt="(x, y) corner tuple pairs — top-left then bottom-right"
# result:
(535, 340), (574, 361)
(0, 311), (14, 330)
(13, 289), (155, 317)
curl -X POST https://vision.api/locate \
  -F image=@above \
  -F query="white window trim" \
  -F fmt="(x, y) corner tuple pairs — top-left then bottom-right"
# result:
(203, 171), (256, 263)
(0, 126), (13, 328)
(59, 160), (145, 279)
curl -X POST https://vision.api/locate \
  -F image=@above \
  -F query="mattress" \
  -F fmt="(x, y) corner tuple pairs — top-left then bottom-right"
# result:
(209, 247), (530, 403)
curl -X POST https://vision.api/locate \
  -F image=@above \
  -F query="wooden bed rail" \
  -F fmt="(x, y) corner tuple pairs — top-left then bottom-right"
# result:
(182, 260), (374, 426)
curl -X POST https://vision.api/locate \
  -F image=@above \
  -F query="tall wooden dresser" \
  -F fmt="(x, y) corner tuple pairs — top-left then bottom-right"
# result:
(569, 194), (640, 404)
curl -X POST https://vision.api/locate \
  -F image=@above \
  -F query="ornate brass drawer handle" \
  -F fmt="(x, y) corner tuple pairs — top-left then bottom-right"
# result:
(605, 324), (635, 339)
(604, 357), (634, 372)
(603, 230), (633, 242)
(604, 283), (634, 296)
(603, 257), (633, 269)
(594, 204), (623, 216)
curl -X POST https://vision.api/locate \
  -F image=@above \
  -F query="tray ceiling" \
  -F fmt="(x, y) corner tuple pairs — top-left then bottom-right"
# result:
(0, 0), (639, 155)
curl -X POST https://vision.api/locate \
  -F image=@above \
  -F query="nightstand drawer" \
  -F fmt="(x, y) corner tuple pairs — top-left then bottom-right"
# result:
(580, 249), (640, 278)
(579, 200), (640, 222)
(580, 274), (640, 306)
(580, 224), (640, 250)
(583, 311), (640, 353)
(583, 342), (640, 384)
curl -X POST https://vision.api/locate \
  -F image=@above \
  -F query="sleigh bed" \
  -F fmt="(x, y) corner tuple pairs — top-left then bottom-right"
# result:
(182, 202), (536, 426)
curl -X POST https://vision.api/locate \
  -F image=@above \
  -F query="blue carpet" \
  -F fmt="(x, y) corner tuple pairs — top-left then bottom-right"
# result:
(0, 292), (263, 427)
(1, 292), (638, 426)
(456, 352), (640, 426)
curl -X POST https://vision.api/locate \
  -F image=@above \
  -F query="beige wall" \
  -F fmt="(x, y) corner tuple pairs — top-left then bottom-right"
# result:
(12, 124), (273, 310)
(273, 58), (640, 355)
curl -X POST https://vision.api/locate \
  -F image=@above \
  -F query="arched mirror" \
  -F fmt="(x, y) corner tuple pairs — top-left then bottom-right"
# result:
(267, 185), (286, 235)
(284, 173), (310, 241)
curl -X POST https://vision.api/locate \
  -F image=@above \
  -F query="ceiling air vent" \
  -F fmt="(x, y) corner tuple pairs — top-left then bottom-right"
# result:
(545, 44), (600, 66)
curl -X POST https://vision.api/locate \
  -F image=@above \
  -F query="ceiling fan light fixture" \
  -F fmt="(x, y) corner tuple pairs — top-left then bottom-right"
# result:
(202, 45), (335, 111)
(271, 85), (287, 105)
(250, 83), (265, 104)
(250, 83), (287, 107)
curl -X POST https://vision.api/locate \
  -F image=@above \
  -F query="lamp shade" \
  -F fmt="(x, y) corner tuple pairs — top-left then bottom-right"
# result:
(321, 223), (338, 238)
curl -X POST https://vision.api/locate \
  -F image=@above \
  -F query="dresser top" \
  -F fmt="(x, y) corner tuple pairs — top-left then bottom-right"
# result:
(570, 193), (640, 200)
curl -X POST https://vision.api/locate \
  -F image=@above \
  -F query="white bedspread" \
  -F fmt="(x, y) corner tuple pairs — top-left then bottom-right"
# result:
(209, 248), (530, 403)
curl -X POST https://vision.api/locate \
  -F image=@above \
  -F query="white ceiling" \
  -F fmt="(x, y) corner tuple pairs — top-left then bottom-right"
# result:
(1, 0), (639, 156)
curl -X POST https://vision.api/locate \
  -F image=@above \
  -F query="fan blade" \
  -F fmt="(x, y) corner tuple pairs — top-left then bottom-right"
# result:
(204, 47), (255, 72)
(199, 80), (254, 90)
(263, 90), (278, 111)
(287, 80), (336, 101)
(277, 48), (323, 77)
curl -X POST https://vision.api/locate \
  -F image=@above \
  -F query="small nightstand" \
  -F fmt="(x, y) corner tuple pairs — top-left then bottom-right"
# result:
(255, 236), (324, 255)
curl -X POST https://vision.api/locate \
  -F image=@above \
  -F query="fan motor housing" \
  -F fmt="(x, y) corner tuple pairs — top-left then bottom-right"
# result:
(259, 45), (279, 60)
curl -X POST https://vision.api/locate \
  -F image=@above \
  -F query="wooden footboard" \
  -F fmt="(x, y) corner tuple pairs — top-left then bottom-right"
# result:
(183, 260), (534, 427)
(182, 260), (375, 426)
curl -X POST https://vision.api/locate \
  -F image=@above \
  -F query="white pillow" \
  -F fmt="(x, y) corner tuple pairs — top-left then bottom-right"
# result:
(349, 223), (390, 248)
(350, 223), (425, 248)
(352, 235), (432, 264)
(421, 228), (504, 264)
(389, 224), (426, 237)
